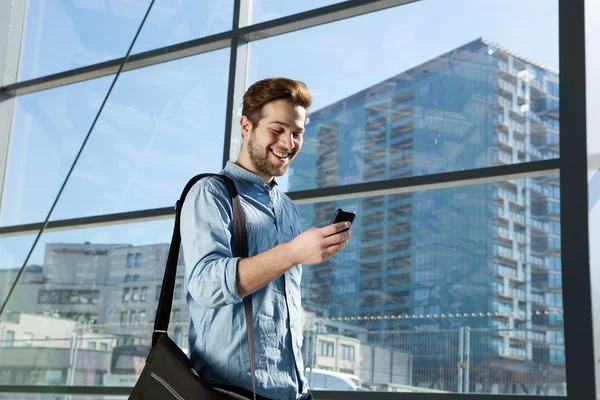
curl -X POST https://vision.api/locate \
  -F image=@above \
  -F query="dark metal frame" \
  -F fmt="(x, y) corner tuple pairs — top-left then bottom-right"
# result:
(0, 159), (559, 236)
(0, 0), (593, 398)
(557, 0), (595, 399)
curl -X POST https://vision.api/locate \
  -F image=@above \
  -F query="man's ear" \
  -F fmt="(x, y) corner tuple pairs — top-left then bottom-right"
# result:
(240, 115), (253, 137)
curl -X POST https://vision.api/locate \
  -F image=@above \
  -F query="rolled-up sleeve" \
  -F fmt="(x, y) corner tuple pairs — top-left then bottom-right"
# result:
(180, 178), (243, 308)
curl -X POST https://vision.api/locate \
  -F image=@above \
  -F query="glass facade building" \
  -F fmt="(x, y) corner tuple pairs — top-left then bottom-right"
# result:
(290, 38), (564, 393)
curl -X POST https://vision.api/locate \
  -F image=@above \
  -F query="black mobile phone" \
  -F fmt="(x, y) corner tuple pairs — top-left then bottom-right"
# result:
(329, 208), (356, 233)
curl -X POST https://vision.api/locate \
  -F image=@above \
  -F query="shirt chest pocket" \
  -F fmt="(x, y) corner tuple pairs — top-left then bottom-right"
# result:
(245, 216), (277, 254)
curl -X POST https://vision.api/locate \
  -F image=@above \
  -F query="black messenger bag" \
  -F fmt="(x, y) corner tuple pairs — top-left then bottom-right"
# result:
(129, 174), (258, 400)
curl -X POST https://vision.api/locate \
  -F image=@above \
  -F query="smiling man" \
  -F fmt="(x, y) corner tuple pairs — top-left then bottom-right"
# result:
(180, 78), (353, 400)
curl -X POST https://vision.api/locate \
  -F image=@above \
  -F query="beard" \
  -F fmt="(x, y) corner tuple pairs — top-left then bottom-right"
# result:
(247, 130), (296, 178)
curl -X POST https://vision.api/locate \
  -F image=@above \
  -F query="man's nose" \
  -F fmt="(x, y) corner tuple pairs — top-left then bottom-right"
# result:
(281, 132), (295, 151)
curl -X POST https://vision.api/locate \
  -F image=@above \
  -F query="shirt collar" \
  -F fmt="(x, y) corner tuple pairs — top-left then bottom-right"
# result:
(223, 161), (278, 189)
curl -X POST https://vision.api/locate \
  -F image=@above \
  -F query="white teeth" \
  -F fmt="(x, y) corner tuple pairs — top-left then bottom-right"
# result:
(271, 149), (289, 158)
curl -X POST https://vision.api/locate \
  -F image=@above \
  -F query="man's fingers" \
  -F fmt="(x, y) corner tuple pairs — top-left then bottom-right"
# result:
(325, 221), (351, 237)
(323, 230), (352, 247)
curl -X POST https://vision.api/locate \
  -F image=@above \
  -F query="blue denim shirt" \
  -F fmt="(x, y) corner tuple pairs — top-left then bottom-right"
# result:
(180, 161), (308, 400)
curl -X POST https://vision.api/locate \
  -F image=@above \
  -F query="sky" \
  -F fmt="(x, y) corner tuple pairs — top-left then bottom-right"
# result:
(0, 0), (565, 270)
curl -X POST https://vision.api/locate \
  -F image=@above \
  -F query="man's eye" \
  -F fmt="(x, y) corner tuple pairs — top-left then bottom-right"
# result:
(271, 129), (283, 134)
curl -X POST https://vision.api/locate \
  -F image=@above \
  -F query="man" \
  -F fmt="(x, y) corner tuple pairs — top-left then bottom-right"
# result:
(180, 77), (352, 400)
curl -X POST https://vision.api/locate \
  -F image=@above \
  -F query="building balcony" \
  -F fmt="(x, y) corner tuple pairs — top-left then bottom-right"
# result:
(493, 343), (527, 360)
(494, 283), (526, 300)
(498, 330), (546, 342)
(495, 264), (525, 281)
(498, 60), (520, 76)
(498, 150), (512, 164)
(497, 188), (525, 207)
(529, 254), (547, 269)
(530, 293), (547, 306)
(498, 115), (526, 135)
(498, 208), (526, 226)
(498, 226), (526, 243)
(491, 301), (514, 315)
(499, 78), (517, 94)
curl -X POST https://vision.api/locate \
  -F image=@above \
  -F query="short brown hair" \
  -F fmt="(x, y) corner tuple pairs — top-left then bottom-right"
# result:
(242, 77), (312, 127)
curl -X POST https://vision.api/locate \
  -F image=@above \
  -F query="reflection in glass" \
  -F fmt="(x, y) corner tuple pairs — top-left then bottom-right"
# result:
(298, 176), (564, 395)
(0, 235), (39, 307)
(287, 38), (559, 191)
(248, 0), (344, 26)
(0, 182), (564, 393)
(1, 76), (113, 227)
(18, 0), (233, 81)
(4, 49), (229, 226)
(0, 220), (186, 387)
(248, 0), (559, 192)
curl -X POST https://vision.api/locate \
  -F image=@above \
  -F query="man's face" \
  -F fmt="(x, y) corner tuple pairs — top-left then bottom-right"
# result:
(242, 99), (307, 181)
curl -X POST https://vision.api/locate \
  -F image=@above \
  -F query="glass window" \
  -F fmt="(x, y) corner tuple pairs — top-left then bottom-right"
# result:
(141, 286), (148, 302)
(1, 76), (112, 227)
(0, 235), (38, 307)
(129, 311), (137, 325)
(124, 274), (131, 282)
(4, 50), (229, 225)
(100, 343), (108, 351)
(249, 1), (344, 26)
(120, 311), (128, 325)
(139, 310), (147, 324)
(3, 331), (15, 348)
(18, 1), (233, 81)
(127, 254), (134, 268)
(123, 287), (131, 302)
(299, 176), (564, 395)
(133, 274), (140, 282)
(340, 344), (355, 360)
(134, 253), (142, 268)
(319, 340), (334, 357)
(132, 287), (140, 302)
(88, 342), (96, 350)
(156, 285), (162, 301)
(249, 1), (559, 193)
(175, 284), (183, 299)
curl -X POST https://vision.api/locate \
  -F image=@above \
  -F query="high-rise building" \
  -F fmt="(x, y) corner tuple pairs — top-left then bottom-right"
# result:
(289, 38), (564, 393)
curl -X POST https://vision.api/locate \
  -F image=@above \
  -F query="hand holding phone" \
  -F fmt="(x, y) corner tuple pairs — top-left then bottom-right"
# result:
(329, 208), (356, 233)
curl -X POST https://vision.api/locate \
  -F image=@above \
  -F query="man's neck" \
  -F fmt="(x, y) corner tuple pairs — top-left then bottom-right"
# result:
(234, 158), (274, 185)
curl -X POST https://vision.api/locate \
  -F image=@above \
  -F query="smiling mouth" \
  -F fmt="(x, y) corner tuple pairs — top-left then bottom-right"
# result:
(271, 149), (291, 160)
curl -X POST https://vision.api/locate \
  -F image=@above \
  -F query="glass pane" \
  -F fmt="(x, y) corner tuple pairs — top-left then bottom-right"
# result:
(4, 49), (229, 226)
(1, 76), (113, 227)
(18, 0), (233, 81)
(0, 235), (37, 307)
(131, 0), (234, 54)
(299, 176), (565, 395)
(247, 0), (559, 193)
(586, 0), (600, 395)
(0, 219), (187, 387)
(248, 0), (344, 26)
(50, 49), (229, 221)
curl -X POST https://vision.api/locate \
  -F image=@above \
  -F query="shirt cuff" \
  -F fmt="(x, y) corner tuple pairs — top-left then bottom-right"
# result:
(224, 256), (243, 303)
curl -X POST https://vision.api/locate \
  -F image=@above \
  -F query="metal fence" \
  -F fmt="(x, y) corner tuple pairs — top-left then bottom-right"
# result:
(0, 328), (566, 395)
(304, 327), (566, 395)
